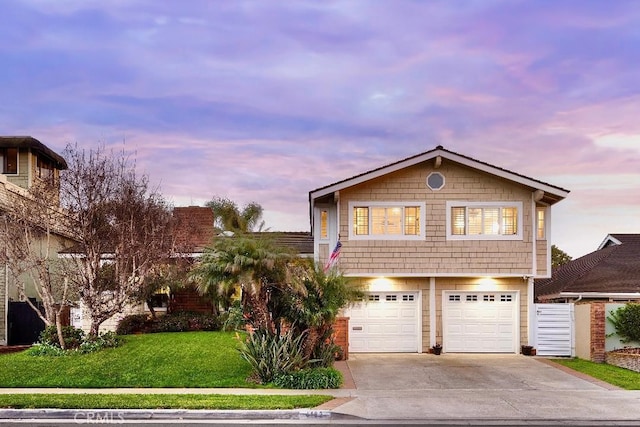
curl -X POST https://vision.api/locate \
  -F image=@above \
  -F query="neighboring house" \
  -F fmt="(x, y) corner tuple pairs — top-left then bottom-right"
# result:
(0, 136), (70, 345)
(535, 234), (640, 302)
(309, 145), (569, 354)
(71, 205), (314, 331)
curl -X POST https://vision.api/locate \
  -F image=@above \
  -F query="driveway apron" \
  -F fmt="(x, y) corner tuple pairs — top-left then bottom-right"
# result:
(332, 353), (640, 422)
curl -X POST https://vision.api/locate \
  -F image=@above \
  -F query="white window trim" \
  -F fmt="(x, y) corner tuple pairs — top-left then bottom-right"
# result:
(446, 201), (523, 241)
(348, 201), (426, 241)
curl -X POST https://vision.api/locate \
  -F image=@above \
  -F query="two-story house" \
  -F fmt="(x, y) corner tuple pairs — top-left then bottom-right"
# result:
(309, 146), (569, 354)
(0, 136), (70, 345)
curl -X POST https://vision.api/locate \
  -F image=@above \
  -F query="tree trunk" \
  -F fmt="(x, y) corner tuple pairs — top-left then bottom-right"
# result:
(146, 299), (157, 319)
(89, 321), (101, 337)
(55, 310), (67, 350)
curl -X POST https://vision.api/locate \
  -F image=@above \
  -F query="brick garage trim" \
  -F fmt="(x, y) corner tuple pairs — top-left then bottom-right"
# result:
(333, 317), (349, 360)
(590, 302), (606, 363)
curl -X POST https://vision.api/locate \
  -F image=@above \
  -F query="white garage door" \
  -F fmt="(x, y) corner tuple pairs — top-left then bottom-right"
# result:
(443, 291), (518, 353)
(346, 292), (420, 352)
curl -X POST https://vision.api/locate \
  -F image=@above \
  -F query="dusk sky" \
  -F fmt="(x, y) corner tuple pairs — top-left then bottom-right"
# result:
(2, 0), (639, 259)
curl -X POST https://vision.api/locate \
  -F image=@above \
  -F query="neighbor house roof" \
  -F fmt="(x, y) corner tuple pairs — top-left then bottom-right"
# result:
(247, 232), (314, 257)
(0, 136), (68, 169)
(535, 234), (640, 300)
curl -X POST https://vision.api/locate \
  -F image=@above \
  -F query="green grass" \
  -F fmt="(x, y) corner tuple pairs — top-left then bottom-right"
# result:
(0, 331), (255, 388)
(0, 394), (333, 410)
(550, 358), (640, 390)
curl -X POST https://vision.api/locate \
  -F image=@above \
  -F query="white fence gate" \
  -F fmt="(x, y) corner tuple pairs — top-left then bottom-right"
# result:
(533, 303), (574, 357)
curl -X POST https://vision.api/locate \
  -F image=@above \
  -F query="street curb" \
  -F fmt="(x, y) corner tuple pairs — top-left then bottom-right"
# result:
(0, 408), (334, 421)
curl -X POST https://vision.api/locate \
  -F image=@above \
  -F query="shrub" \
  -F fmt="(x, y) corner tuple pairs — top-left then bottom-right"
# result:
(78, 331), (122, 354)
(117, 312), (221, 335)
(116, 314), (152, 335)
(310, 341), (342, 368)
(273, 367), (343, 389)
(221, 300), (246, 332)
(38, 325), (85, 349)
(608, 303), (640, 343)
(153, 313), (190, 332)
(238, 328), (307, 384)
(25, 342), (67, 357)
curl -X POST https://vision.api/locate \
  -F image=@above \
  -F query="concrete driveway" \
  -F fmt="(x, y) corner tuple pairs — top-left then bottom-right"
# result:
(331, 353), (640, 423)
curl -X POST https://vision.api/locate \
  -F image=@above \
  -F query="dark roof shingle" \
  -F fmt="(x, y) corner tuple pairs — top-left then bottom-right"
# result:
(536, 234), (640, 299)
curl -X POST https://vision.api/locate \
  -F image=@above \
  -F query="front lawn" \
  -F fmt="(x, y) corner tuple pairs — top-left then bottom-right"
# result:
(550, 358), (640, 390)
(0, 394), (333, 410)
(0, 331), (254, 388)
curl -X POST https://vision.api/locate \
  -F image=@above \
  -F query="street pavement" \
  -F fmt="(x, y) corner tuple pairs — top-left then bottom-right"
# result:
(2, 354), (640, 425)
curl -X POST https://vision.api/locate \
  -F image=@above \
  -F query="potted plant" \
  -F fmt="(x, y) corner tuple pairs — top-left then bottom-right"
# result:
(432, 343), (442, 355)
(521, 345), (533, 356)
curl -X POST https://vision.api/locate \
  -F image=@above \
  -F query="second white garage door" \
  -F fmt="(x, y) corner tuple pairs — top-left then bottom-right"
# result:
(346, 292), (420, 352)
(443, 291), (518, 353)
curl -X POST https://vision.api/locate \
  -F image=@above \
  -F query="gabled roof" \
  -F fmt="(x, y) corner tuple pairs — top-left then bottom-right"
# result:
(0, 136), (68, 169)
(309, 145), (570, 205)
(247, 232), (314, 256)
(535, 234), (640, 300)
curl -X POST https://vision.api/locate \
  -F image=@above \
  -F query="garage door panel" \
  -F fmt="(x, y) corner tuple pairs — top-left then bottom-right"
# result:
(346, 292), (419, 353)
(444, 292), (517, 353)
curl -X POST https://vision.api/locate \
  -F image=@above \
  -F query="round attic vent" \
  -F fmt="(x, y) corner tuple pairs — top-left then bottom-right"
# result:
(427, 172), (445, 190)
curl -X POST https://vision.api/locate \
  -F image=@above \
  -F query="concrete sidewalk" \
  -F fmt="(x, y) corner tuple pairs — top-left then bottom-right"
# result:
(2, 356), (640, 424)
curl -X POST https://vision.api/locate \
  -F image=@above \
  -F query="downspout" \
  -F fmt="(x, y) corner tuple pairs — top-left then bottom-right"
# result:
(429, 277), (436, 348)
(528, 192), (539, 346)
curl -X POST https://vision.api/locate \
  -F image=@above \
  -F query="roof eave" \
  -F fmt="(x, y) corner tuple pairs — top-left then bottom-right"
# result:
(560, 292), (640, 299)
(309, 147), (569, 203)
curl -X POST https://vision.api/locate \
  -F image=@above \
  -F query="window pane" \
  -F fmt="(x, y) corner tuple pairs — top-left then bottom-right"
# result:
(354, 207), (369, 235)
(451, 207), (466, 235)
(502, 207), (518, 235)
(468, 208), (483, 235)
(320, 210), (328, 239)
(483, 208), (500, 235)
(2, 148), (18, 174)
(386, 207), (402, 235)
(371, 207), (385, 235)
(536, 207), (545, 239)
(404, 206), (420, 235)
(37, 156), (54, 180)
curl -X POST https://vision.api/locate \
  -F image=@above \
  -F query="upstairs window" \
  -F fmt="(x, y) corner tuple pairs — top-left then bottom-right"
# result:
(536, 207), (546, 240)
(0, 148), (18, 174)
(350, 202), (425, 240)
(37, 156), (54, 181)
(447, 201), (522, 240)
(320, 209), (328, 240)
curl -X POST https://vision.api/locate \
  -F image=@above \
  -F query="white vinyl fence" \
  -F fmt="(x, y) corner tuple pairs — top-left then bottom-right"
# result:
(533, 303), (574, 357)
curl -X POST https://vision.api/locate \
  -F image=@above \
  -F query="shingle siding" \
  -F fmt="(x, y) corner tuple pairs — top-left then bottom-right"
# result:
(338, 161), (541, 275)
(5, 149), (30, 189)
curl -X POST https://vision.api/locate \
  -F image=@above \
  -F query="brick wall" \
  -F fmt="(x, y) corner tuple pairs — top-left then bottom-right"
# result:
(590, 302), (606, 363)
(169, 286), (213, 314)
(606, 348), (640, 373)
(333, 317), (349, 360)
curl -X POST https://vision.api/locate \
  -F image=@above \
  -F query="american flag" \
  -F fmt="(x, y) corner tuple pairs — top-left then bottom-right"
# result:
(323, 241), (342, 272)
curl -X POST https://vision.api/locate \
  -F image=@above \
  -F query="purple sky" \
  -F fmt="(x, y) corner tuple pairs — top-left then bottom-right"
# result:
(2, 0), (639, 259)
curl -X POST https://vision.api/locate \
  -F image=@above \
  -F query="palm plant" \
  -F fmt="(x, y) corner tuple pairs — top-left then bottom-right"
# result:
(190, 235), (293, 333)
(284, 260), (364, 364)
(206, 197), (266, 233)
